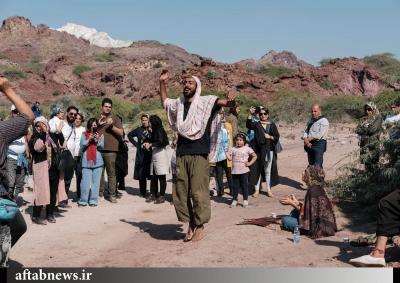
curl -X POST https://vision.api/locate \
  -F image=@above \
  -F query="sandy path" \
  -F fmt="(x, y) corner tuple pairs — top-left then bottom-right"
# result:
(10, 126), (373, 267)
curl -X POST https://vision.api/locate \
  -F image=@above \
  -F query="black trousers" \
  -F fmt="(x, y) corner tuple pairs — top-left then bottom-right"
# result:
(33, 172), (59, 217)
(75, 156), (82, 199)
(232, 173), (249, 201)
(64, 159), (76, 199)
(215, 159), (232, 194)
(376, 189), (400, 237)
(150, 174), (166, 197)
(139, 178), (147, 196)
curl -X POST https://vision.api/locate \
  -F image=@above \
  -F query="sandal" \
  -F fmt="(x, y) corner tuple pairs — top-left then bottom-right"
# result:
(183, 223), (195, 242)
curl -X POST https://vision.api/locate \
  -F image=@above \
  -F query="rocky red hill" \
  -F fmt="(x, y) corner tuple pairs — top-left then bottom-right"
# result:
(0, 16), (395, 103)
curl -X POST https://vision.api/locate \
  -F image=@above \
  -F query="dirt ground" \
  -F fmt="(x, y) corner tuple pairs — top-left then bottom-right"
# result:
(9, 124), (392, 267)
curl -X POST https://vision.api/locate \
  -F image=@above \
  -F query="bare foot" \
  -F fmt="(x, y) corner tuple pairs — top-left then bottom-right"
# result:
(191, 225), (205, 242)
(183, 222), (195, 242)
(266, 189), (274, 198)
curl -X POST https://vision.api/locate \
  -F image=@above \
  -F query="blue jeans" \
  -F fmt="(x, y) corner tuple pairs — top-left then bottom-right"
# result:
(281, 209), (300, 232)
(80, 166), (103, 205)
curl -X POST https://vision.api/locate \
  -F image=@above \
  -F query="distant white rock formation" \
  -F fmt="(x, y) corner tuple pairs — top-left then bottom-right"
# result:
(56, 23), (132, 48)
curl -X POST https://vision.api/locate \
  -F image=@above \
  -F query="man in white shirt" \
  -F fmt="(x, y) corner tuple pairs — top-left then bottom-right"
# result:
(302, 104), (329, 167)
(60, 106), (79, 206)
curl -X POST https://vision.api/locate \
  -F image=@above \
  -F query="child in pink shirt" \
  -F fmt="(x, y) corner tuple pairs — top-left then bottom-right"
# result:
(227, 133), (257, 207)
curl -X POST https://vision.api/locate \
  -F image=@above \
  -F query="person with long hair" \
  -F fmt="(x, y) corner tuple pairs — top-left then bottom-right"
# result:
(79, 118), (104, 206)
(144, 115), (169, 204)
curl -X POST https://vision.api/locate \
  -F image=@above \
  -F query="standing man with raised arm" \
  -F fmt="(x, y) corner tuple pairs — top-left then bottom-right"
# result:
(0, 76), (34, 265)
(302, 104), (329, 168)
(160, 70), (235, 242)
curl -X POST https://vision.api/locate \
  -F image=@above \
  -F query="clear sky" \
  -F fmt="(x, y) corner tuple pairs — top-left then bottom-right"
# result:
(1, 0), (399, 65)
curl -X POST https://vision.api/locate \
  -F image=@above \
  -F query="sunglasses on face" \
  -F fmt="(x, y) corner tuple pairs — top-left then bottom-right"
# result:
(365, 108), (373, 112)
(259, 112), (268, 116)
(68, 112), (77, 117)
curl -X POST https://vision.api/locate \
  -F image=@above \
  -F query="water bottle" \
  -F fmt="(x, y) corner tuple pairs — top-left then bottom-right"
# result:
(293, 225), (301, 244)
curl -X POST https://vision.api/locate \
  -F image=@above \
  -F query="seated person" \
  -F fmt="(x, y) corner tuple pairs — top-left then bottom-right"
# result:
(279, 165), (337, 238)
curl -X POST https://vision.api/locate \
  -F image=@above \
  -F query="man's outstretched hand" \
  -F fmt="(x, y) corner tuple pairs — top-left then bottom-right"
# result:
(160, 70), (169, 82)
(0, 76), (11, 93)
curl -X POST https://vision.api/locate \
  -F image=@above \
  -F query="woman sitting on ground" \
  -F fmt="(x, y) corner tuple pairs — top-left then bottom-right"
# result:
(279, 165), (337, 238)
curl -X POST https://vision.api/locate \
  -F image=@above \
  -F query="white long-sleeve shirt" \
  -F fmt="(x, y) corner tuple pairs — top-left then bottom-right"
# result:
(74, 126), (85, 157)
(62, 122), (77, 156)
(303, 117), (329, 140)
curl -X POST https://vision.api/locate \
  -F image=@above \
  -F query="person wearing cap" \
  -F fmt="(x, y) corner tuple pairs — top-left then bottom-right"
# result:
(5, 105), (30, 199)
(127, 114), (152, 198)
(246, 106), (280, 197)
(160, 70), (235, 242)
(0, 77), (34, 265)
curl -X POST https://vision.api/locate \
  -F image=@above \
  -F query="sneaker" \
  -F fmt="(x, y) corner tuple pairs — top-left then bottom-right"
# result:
(243, 200), (249, 208)
(230, 200), (238, 208)
(32, 217), (47, 225)
(349, 255), (386, 267)
(89, 203), (98, 207)
(47, 215), (56, 223)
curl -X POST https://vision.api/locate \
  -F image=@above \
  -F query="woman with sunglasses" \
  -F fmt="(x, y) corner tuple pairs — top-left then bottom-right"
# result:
(246, 106), (280, 197)
(355, 102), (383, 169)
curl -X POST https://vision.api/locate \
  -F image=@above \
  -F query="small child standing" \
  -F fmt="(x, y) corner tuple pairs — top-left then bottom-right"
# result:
(227, 133), (257, 208)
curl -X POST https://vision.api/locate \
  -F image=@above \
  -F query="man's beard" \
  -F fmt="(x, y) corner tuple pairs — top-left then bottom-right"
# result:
(183, 90), (196, 99)
(67, 116), (75, 124)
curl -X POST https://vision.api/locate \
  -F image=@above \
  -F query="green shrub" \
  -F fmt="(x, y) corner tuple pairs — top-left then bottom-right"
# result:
(73, 65), (92, 77)
(206, 70), (217, 79)
(27, 56), (44, 73)
(95, 53), (114, 63)
(256, 64), (294, 78)
(322, 95), (366, 122)
(364, 53), (400, 85)
(0, 52), (7, 60)
(152, 62), (162, 68)
(115, 88), (124, 95)
(319, 79), (335, 90)
(2, 67), (26, 81)
(52, 91), (61, 97)
(319, 58), (338, 66)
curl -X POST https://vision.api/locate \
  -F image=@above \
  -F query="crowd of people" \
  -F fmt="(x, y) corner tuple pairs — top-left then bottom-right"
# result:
(1, 70), (399, 267)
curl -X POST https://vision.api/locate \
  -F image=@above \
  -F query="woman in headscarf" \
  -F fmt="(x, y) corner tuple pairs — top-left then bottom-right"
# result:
(355, 102), (383, 168)
(144, 115), (170, 204)
(30, 117), (67, 224)
(279, 165), (337, 238)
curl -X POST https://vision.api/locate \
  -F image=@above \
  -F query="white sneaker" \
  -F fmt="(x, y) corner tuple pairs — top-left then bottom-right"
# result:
(243, 200), (249, 208)
(349, 255), (386, 267)
(230, 200), (237, 208)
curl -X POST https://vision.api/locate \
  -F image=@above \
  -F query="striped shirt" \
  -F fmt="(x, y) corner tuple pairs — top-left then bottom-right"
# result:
(0, 114), (31, 194)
